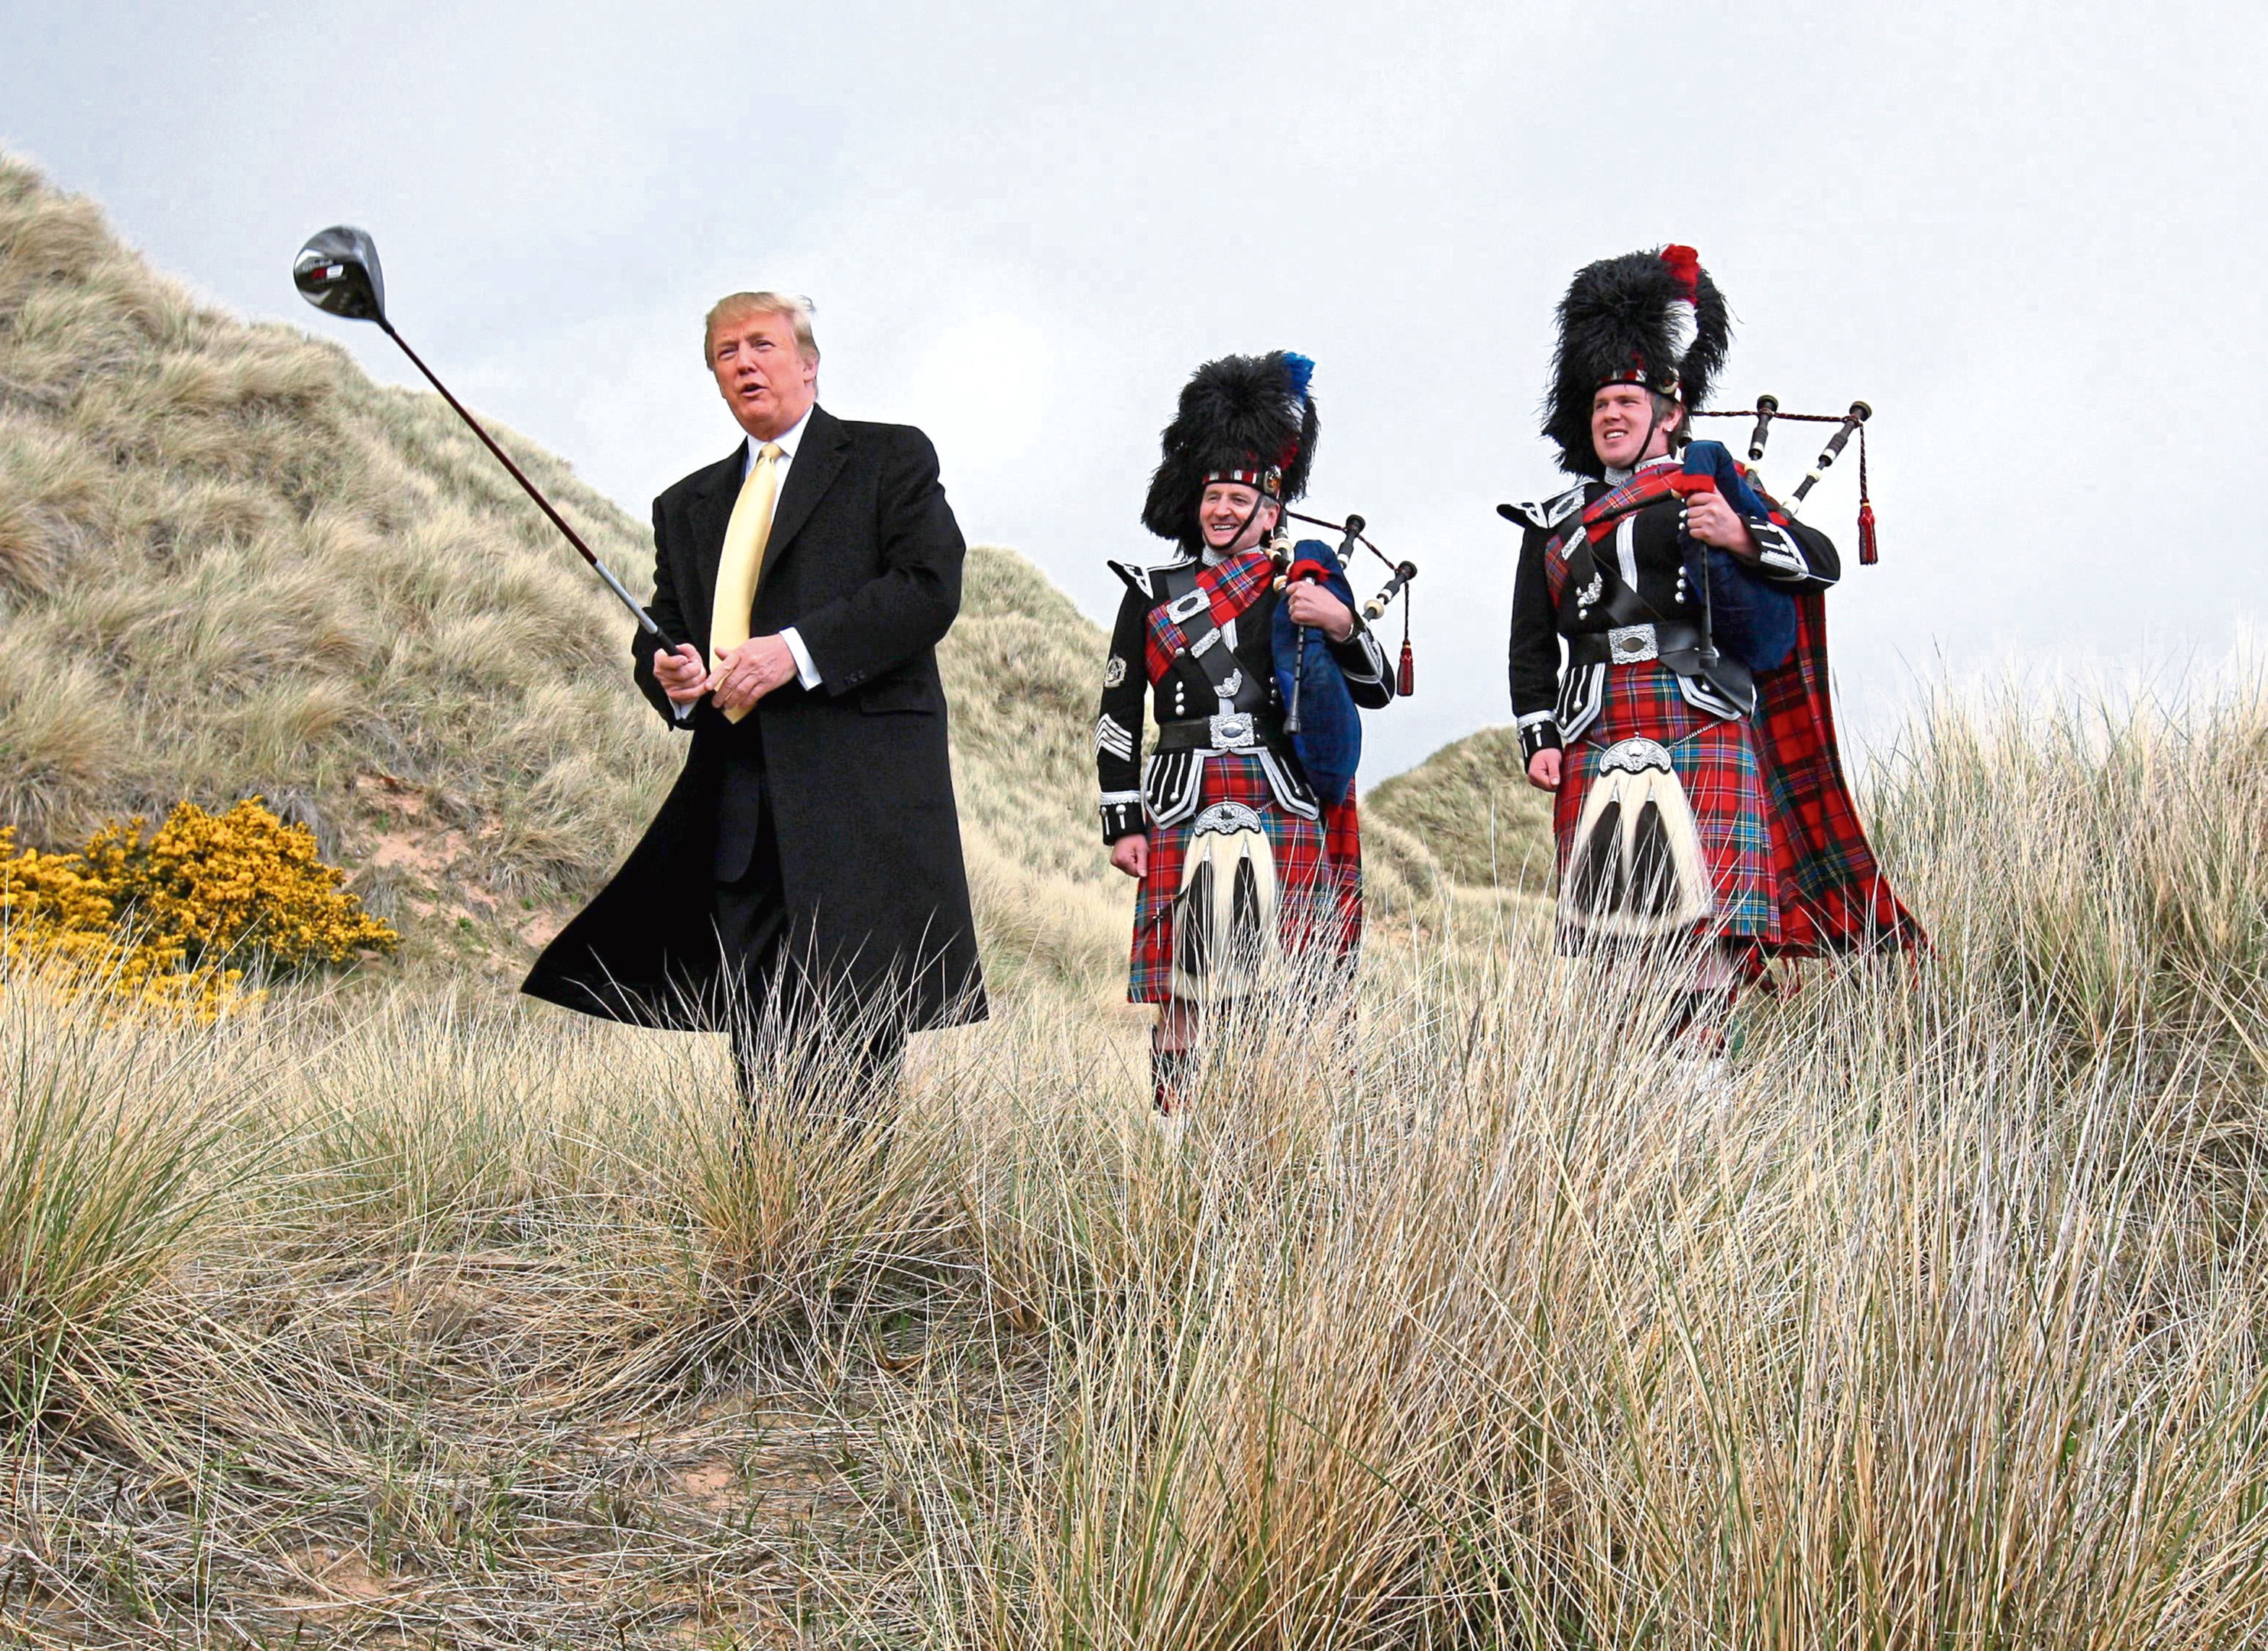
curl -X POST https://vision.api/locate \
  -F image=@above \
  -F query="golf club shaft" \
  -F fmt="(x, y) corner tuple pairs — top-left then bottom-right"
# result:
(375, 319), (679, 651)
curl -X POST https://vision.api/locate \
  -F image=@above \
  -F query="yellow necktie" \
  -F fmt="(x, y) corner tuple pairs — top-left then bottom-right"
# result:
(709, 440), (784, 724)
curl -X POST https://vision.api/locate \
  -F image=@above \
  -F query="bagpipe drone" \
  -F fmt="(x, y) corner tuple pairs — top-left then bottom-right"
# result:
(1666, 400), (1881, 686)
(1694, 394), (1880, 566)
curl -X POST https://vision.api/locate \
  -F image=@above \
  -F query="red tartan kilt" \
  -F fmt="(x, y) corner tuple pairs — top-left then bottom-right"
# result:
(1553, 663), (1780, 946)
(1129, 754), (1356, 1004)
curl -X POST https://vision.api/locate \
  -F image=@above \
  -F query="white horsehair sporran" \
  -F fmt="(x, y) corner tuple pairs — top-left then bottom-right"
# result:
(1560, 738), (1711, 940)
(1172, 800), (1281, 1002)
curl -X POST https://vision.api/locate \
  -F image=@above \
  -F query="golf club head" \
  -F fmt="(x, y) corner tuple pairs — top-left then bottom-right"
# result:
(293, 225), (386, 323)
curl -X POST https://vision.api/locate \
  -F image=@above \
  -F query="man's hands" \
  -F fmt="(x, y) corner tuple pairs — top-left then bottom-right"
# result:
(653, 644), (708, 706)
(1525, 748), (1562, 791)
(1110, 834), (1149, 879)
(652, 634), (800, 715)
(709, 635), (799, 714)
(1682, 489), (1760, 561)
(1285, 581), (1356, 641)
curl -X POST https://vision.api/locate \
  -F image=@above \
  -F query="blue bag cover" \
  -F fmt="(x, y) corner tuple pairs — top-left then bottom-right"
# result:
(1272, 540), (1362, 801)
(1680, 440), (1798, 673)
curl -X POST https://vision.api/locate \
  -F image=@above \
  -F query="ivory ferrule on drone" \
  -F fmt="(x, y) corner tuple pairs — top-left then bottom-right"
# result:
(1362, 561), (1417, 622)
(1785, 400), (1871, 518)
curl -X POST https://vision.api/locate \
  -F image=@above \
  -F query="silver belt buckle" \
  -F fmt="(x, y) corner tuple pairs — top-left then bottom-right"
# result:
(1209, 712), (1255, 749)
(1607, 623), (1658, 664)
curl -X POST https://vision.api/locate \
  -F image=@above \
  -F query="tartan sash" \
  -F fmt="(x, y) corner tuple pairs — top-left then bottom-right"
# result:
(1542, 468), (1679, 602)
(1579, 465), (1680, 544)
(1144, 550), (1275, 685)
(1568, 454), (1797, 557)
(1545, 528), (1572, 605)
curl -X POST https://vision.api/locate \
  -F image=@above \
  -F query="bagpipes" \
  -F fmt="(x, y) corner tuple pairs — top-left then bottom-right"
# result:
(1271, 510), (1418, 733)
(1692, 397), (1880, 565)
(1573, 403), (1877, 695)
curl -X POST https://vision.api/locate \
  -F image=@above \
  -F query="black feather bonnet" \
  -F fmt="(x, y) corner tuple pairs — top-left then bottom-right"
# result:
(1141, 351), (1317, 547)
(1546, 245), (1729, 479)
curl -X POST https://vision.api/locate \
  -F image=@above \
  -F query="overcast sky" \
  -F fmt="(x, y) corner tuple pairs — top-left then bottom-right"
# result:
(6, 0), (2263, 777)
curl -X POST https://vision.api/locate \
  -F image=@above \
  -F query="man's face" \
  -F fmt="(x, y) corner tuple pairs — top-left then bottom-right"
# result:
(710, 307), (817, 440)
(1198, 482), (1277, 552)
(1591, 384), (1672, 470)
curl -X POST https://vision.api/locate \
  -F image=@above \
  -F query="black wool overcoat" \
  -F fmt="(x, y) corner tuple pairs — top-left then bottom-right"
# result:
(522, 405), (987, 1033)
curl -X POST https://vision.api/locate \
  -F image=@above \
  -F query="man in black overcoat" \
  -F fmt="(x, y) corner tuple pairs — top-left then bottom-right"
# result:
(523, 291), (986, 1098)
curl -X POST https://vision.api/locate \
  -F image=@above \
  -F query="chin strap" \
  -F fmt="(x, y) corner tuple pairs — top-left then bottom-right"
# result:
(1641, 397), (1671, 462)
(1203, 495), (1277, 560)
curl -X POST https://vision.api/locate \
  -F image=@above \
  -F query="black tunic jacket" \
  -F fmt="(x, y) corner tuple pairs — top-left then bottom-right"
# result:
(1505, 462), (1839, 761)
(522, 405), (987, 1033)
(1093, 556), (1395, 843)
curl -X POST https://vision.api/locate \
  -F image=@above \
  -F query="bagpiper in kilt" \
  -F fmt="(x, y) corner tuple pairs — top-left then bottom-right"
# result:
(1506, 246), (1922, 1047)
(1099, 352), (1395, 1113)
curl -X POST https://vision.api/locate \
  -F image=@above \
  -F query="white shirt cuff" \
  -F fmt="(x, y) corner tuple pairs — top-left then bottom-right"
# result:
(779, 626), (821, 688)
(673, 696), (695, 722)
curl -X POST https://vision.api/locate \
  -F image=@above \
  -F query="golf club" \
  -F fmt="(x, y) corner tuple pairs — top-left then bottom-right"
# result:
(292, 226), (682, 652)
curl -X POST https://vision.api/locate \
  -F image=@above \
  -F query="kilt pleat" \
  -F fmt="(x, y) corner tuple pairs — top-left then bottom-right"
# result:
(1553, 663), (1779, 945)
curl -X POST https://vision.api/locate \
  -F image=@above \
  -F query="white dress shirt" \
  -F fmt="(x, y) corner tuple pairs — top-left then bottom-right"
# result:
(673, 406), (821, 721)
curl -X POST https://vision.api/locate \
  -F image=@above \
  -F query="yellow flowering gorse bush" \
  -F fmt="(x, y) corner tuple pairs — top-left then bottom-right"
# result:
(0, 798), (396, 1012)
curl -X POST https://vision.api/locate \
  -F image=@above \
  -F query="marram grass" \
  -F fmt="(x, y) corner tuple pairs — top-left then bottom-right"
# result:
(0, 955), (257, 1429)
(3, 672), (2267, 1645)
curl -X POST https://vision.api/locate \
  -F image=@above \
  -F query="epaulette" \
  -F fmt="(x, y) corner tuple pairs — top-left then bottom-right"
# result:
(1494, 485), (1586, 533)
(1106, 560), (1156, 600)
(1107, 556), (1196, 600)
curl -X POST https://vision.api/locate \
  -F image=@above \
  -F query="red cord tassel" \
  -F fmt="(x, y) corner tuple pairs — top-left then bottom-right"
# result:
(1398, 639), (1415, 696)
(1855, 422), (1878, 564)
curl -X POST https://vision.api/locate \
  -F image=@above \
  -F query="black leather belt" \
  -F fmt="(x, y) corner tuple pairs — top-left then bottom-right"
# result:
(1154, 711), (1288, 753)
(1567, 620), (1706, 670)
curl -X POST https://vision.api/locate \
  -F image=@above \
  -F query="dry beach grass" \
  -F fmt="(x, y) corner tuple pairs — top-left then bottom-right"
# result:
(4, 670), (2267, 1646)
(6, 153), (2268, 1645)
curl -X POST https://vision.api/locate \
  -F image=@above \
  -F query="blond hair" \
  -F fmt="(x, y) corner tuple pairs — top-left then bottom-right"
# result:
(703, 291), (819, 365)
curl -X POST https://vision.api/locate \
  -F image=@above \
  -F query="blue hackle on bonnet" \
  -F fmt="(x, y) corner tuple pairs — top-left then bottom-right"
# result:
(1281, 352), (1315, 402)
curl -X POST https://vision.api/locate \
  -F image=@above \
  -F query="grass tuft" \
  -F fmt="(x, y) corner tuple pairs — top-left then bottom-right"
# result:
(0, 960), (250, 1430)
